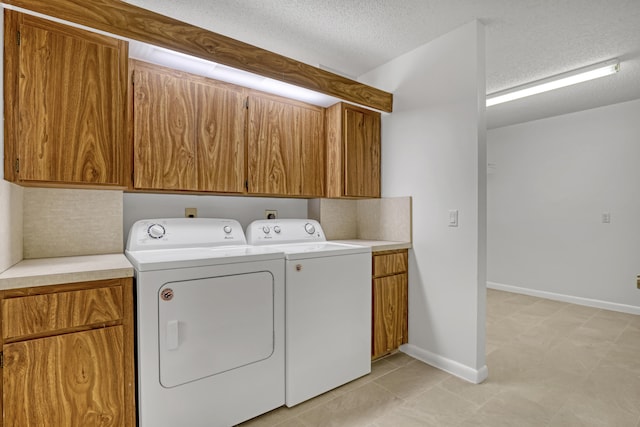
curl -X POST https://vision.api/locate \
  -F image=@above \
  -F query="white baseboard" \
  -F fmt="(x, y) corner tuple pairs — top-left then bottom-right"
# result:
(400, 344), (488, 384)
(487, 281), (640, 315)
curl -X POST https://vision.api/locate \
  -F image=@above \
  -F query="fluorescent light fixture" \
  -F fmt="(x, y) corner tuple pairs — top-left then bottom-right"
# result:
(128, 40), (340, 107)
(486, 59), (620, 107)
(130, 43), (220, 77)
(208, 64), (267, 87)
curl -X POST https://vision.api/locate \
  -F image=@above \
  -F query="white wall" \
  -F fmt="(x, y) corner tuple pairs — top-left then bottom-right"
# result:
(360, 21), (487, 382)
(487, 98), (640, 313)
(123, 193), (307, 244)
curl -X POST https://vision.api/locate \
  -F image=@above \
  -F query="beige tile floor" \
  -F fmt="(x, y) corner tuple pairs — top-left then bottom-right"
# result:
(239, 289), (640, 426)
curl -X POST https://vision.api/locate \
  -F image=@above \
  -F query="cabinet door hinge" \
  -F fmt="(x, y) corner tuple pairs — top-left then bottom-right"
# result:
(244, 97), (249, 109)
(1, 351), (4, 368)
(131, 70), (135, 85)
(244, 179), (249, 191)
(16, 31), (20, 46)
(15, 158), (19, 174)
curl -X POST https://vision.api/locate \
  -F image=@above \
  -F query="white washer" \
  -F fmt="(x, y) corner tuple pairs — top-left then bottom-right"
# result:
(246, 219), (371, 407)
(125, 218), (285, 427)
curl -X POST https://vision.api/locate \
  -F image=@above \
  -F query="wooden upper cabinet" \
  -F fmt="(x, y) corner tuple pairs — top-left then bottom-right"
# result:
(196, 80), (246, 192)
(326, 102), (381, 198)
(3, 10), (128, 187)
(247, 92), (325, 197)
(132, 60), (246, 193)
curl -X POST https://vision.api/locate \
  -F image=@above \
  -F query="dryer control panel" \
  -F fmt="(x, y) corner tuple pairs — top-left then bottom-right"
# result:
(126, 218), (246, 251)
(246, 219), (325, 245)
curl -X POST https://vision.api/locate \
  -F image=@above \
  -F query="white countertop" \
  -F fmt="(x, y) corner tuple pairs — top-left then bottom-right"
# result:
(331, 240), (412, 252)
(0, 253), (134, 290)
(0, 241), (410, 290)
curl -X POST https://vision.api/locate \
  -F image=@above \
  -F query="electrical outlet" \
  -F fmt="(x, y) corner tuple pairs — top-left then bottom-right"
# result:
(185, 208), (198, 218)
(265, 210), (278, 219)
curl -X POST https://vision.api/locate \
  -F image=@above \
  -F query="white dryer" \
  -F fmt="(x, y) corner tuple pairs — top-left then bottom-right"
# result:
(246, 219), (371, 407)
(125, 218), (285, 427)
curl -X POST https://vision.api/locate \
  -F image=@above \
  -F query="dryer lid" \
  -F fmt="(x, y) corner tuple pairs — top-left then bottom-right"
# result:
(126, 245), (284, 271)
(126, 218), (247, 252)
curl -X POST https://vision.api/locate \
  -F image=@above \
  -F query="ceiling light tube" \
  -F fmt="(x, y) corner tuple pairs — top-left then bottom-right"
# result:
(486, 59), (620, 107)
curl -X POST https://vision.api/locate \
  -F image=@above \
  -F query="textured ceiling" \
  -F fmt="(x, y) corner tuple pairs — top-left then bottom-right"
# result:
(125, 0), (640, 129)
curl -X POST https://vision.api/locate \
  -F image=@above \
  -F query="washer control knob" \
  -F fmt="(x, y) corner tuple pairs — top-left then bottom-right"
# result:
(262, 226), (271, 234)
(147, 224), (166, 239)
(304, 223), (316, 235)
(223, 225), (232, 234)
(273, 226), (281, 234)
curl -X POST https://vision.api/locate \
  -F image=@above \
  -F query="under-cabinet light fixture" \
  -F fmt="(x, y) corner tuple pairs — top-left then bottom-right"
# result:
(129, 41), (340, 107)
(486, 59), (620, 107)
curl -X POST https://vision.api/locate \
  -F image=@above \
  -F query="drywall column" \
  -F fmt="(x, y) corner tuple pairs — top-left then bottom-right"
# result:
(360, 20), (487, 382)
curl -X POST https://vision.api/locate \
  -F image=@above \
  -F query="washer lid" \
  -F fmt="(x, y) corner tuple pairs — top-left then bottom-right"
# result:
(125, 245), (284, 271)
(266, 242), (371, 260)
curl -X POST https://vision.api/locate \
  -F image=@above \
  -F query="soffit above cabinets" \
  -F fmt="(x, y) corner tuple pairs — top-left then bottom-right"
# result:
(1, 0), (393, 112)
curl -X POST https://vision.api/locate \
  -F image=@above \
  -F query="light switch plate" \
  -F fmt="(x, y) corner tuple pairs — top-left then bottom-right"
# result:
(448, 209), (458, 227)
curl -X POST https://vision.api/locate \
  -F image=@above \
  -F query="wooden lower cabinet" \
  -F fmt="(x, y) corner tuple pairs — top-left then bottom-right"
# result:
(372, 249), (408, 359)
(0, 278), (135, 427)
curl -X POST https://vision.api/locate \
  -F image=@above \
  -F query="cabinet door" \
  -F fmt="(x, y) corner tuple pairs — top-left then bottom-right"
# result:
(195, 79), (246, 192)
(133, 63), (198, 190)
(344, 106), (381, 197)
(372, 273), (408, 359)
(3, 327), (125, 427)
(133, 61), (246, 192)
(12, 13), (127, 186)
(247, 93), (325, 196)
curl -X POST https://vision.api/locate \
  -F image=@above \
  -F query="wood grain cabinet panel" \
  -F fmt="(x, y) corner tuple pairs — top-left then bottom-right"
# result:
(132, 60), (246, 193)
(3, 327), (125, 427)
(133, 62), (197, 190)
(2, 286), (123, 340)
(371, 249), (408, 359)
(326, 102), (381, 198)
(247, 92), (325, 197)
(372, 273), (407, 358)
(373, 251), (409, 278)
(0, 278), (135, 427)
(4, 11), (128, 187)
(195, 80), (246, 192)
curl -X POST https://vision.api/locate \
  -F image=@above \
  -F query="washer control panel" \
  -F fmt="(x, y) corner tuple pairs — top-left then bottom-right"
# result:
(246, 219), (325, 245)
(126, 218), (245, 251)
